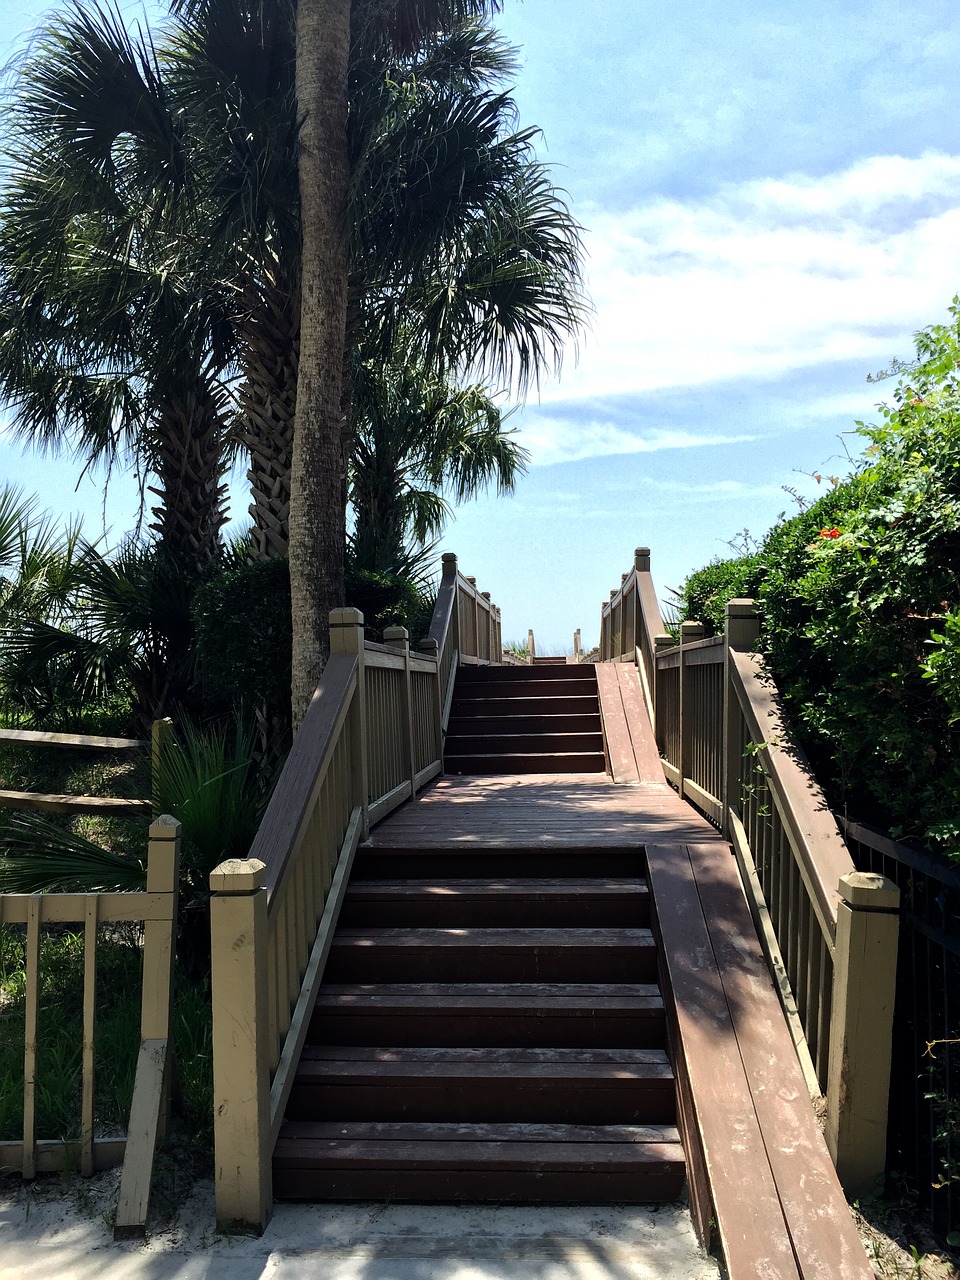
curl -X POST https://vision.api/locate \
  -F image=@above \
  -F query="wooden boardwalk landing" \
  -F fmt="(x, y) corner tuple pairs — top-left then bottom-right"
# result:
(366, 772), (726, 849)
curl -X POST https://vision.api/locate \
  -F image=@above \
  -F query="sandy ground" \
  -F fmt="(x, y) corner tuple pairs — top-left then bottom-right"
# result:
(0, 1166), (722, 1280)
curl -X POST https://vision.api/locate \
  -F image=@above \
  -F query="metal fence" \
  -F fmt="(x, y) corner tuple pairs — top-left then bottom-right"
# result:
(840, 817), (960, 1231)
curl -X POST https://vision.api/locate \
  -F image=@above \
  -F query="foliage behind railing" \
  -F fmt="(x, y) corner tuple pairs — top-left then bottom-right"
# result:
(209, 557), (504, 1232)
(0, 816), (180, 1237)
(601, 550), (901, 1198)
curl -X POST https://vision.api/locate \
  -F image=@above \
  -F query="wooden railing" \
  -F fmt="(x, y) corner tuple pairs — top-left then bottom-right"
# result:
(0, 815), (180, 1236)
(601, 553), (900, 1197)
(0, 722), (165, 818)
(209, 559), (504, 1232)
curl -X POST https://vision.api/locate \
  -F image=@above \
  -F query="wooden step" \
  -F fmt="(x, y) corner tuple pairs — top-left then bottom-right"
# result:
(287, 1046), (676, 1124)
(274, 1119), (685, 1203)
(353, 847), (646, 878)
(444, 732), (604, 756)
(449, 694), (600, 719)
(339, 878), (650, 927)
(457, 664), (596, 682)
(325, 927), (656, 983)
(445, 751), (606, 775)
(308, 983), (666, 1048)
(453, 677), (598, 700)
(446, 713), (602, 736)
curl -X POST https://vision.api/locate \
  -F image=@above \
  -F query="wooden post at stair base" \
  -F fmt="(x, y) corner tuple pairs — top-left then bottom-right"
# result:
(209, 858), (271, 1234)
(330, 608), (368, 838)
(678, 620), (704, 799)
(384, 626), (416, 796)
(826, 871), (900, 1196)
(722, 599), (760, 840)
(114, 815), (181, 1237)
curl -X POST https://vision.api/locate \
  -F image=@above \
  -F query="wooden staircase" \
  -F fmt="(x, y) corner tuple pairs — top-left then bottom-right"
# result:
(444, 663), (606, 774)
(273, 842), (685, 1203)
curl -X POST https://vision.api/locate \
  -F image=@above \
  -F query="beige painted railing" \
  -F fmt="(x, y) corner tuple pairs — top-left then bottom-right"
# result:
(0, 815), (180, 1236)
(209, 560), (504, 1232)
(601, 553), (900, 1197)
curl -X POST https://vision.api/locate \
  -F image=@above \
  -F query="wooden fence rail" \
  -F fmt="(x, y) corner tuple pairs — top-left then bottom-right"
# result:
(601, 552), (900, 1197)
(0, 815), (180, 1237)
(209, 557), (504, 1232)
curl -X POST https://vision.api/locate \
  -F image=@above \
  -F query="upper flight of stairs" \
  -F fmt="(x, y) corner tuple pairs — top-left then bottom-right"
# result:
(272, 843), (685, 1203)
(444, 663), (606, 774)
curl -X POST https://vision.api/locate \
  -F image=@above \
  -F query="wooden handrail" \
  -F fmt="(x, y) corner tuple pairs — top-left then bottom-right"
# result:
(254, 653), (359, 902)
(209, 560), (507, 1234)
(600, 551), (900, 1198)
(729, 648), (848, 940)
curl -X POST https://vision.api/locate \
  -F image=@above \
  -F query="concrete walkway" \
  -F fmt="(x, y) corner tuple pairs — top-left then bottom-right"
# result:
(0, 1171), (720, 1280)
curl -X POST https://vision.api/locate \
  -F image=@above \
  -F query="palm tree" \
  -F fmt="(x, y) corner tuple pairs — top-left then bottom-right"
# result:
(0, 1), (585, 721)
(0, 4), (236, 581)
(350, 342), (528, 575)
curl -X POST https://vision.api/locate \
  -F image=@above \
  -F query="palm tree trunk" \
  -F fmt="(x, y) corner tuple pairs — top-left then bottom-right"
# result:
(238, 271), (300, 560)
(289, 0), (352, 726)
(151, 388), (229, 580)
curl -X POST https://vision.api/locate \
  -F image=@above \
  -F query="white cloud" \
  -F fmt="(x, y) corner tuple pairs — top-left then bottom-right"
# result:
(544, 153), (960, 404)
(516, 418), (755, 467)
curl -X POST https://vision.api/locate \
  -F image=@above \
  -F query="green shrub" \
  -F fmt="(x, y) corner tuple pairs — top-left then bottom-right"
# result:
(675, 313), (960, 851)
(679, 553), (765, 636)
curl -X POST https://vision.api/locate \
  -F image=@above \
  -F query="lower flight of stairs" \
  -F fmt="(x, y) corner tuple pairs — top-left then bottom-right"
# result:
(272, 845), (685, 1203)
(444, 662), (606, 774)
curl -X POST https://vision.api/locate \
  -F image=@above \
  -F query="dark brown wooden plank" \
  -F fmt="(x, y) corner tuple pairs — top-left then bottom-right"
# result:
(596, 663), (640, 783)
(645, 842), (802, 1280)
(300, 1045), (671, 1065)
(279, 1119), (681, 1145)
(614, 664), (666, 785)
(685, 842), (874, 1279)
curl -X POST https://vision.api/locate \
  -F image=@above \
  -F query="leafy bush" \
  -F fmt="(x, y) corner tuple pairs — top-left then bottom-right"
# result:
(677, 311), (960, 851)
(678, 553), (765, 636)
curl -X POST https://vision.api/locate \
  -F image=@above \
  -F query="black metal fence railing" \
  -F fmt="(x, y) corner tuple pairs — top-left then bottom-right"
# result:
(838, 817), (960, 1232)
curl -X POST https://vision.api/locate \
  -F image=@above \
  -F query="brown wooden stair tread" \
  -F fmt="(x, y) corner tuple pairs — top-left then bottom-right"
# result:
(295, 1044), (674, 1081)
(275, 1120), (683, 1168)
(331, 927), (653, 947)
(315, 982), (662, 1007)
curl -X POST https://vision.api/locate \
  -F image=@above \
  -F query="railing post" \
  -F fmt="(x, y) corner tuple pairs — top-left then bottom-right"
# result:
(653, 633), (674, 742)
(209, 857), (271, 1233)
(114, 815), (181, 1236)
(722, 599), (760, 840)
(150, 717), (174, 815)
(573, 628), (582, 663)
(481, 592), (492, 663)
(467, 576), (479, 662)
(826, 871), (900, 1196)
(419, 636), (442, 765)
(633, 548), (650, 668)
(141, 816), (180, 1130)
(330, 607), (368, 838)
(526, 628), (536, 664)
(441, 553), (460, 664)
(384, 625), (417, 796)
(678, 620), (704, 798)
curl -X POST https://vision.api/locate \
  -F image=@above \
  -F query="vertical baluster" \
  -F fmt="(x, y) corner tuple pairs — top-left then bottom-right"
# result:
(22, 895), (41, 1179)
(81, 896), (98, 1175)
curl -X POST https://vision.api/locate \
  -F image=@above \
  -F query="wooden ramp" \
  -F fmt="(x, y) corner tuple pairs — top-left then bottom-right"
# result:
(274, 666), (873, 1278)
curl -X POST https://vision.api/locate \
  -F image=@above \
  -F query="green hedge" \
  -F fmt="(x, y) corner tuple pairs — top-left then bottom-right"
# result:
(677, 322), (960, 853)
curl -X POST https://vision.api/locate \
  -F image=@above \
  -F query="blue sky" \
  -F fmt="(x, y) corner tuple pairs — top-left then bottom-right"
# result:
(2, 1), (960, 650)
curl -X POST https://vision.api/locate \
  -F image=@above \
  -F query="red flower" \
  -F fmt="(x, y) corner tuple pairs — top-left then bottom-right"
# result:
(819, 527), (840, 539)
